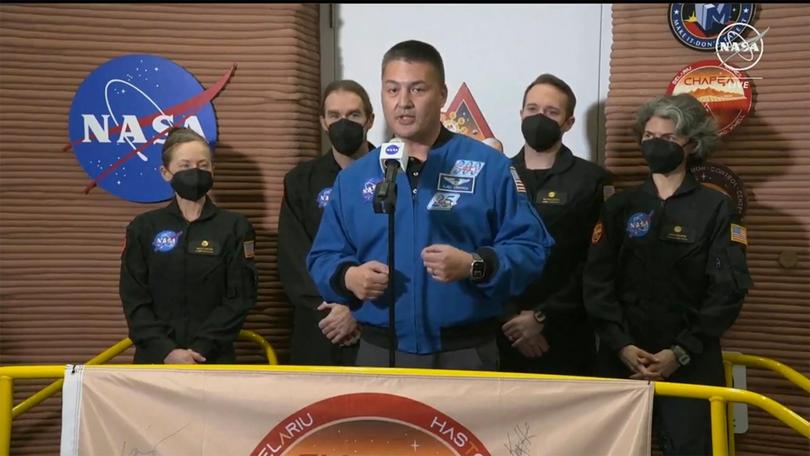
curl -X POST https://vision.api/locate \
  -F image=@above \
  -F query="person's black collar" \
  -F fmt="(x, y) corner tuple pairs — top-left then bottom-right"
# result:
(167, 196), (218, 223)
(431, 125), (454, 150)
(513, 144), (575, 176)
(641, 170), (700, 199)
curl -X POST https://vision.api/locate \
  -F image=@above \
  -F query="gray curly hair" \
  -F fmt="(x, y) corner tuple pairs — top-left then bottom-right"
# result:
(632, 94), (719, 163)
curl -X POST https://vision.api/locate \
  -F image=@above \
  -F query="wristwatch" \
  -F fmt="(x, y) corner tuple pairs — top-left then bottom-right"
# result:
(469, 252), (486, 282)
(671, 344), (691, 366)
(533, 310), (546, 324)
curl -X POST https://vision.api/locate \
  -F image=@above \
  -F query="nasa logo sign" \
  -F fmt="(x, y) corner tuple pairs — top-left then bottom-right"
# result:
(385, 144), (400, 155)
(68, 55), (219, 203)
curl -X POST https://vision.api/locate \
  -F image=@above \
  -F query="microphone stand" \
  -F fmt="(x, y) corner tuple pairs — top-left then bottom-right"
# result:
(373, 161), (399, 367)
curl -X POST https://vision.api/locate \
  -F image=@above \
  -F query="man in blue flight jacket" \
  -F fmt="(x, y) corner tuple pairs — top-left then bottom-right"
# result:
(307, 40), (554, 370)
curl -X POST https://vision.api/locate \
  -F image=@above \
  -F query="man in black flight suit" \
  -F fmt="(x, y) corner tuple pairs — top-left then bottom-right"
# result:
(278, 80), (375, 365)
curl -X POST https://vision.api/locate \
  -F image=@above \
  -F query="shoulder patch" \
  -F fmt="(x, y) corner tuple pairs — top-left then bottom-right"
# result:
(730, 223), (747, 246)
(243, 240), (255, 259)
(509, 166), (526, 193)
(591, 220), (604, 245)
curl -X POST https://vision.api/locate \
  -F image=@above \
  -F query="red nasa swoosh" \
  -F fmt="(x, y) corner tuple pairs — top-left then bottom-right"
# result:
(70, 64), (236, 194)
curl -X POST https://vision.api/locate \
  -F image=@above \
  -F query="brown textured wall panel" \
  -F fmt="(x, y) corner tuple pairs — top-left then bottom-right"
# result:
(0, 3), (320, 454)
(608, 4), (809, 455)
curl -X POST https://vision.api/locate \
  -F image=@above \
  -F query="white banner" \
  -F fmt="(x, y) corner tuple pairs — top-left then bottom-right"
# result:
(61, 366), (653, 456)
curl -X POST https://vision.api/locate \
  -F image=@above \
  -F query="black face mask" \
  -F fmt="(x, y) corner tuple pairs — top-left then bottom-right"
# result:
(641, 138), (686, 174)
(328, 118), (366, 155)
(170, 168), (213, 201)
(521, 113), (563, 152)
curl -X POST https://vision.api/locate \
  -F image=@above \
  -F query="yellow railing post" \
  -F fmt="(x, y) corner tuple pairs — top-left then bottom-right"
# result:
(711, 395), (729, 456)
(723, 360), (736, 455)
(0, 375), (12, 456)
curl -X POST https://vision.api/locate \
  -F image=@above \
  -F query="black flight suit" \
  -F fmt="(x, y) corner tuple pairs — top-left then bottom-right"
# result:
(500, 146), (612, 375)
(584, 172), (752, 455)
(120, 198), (257, 364)
(278, 148), (370, 366)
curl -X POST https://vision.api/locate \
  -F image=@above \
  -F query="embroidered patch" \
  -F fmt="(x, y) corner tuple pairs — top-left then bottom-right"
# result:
(539, 190), (568, 205)
(591, 221), (604, 245)
(153, 230), (181, 253)
(362, 177), (382, 202)
(427, 192), (461, 211)
(509, 166), (526, 193)
(626, 212), (652, 238)
(437, 173), (475, 194)
(730, 223), (748, 245)
(190, 238), (218, 255)
(316, 187), (333, 209)
(243, 240), (255, 259)
(449, 160), (485, 178)
(663, 224), (693, 242)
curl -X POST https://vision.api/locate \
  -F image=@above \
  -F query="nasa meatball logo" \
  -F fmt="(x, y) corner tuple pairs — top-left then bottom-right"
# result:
(68, 55), (230, 203)
(316, 187), (333, 209)
(152, 230), (181, 253)
(626, 212), (652, 239)
(668, 4), (756, 51)
(251, 392), (490, 456)
(362, 177), (382, 202)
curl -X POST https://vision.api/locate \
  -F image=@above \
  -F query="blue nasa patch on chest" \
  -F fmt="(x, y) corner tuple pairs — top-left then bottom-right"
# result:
(626, 212), (652, 238)
(362, 177), (382, 202)
(153, 230), (182, 252)
(316, 187), (332, 208)
(437, 173), (475, 194)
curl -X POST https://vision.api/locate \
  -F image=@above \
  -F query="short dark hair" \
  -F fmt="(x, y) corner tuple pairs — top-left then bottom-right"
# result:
(632, 94), (719, 162)
(381, 40), (445, 86)
(320, 79), (374, 118)
(522, 74), (577, 119)
(161, 127), (210, 167)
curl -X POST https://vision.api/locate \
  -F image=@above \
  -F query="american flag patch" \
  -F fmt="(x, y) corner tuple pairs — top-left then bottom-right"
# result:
(509, 166), (526, 193)
(243, 240), (255, 259)
(730, 223), (747, 246)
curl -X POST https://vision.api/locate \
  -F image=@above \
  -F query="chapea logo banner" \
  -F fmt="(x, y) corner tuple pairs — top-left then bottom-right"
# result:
(60, 366), (652, 456)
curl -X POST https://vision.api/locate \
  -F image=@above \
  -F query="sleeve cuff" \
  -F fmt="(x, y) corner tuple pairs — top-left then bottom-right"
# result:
(331, 261), (361, 301)
(675, 331), (704, 356)
(603, 323), (634, 353)
(189, 339), (217, 362)
(476, 246), (499, 282)
(146, 338), (178, 364)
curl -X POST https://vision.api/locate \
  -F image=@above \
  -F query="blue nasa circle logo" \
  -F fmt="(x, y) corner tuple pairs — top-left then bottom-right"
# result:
(316, 187), (333, 209)
(626, 212), (652, 238)
(362, 177), (382, 202)
(68, 55), (218, 203)
(385, 144), (400, 155)
(669, 4), (755, 51)
(153, 230), (182, 252)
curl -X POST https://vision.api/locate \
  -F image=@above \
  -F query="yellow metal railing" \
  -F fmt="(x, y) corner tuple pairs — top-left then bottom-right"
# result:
(723, 352), (810, 394)
(7, 330), (277, 422)
(721, 351), (810, 455)
(1, 364), (808, 456)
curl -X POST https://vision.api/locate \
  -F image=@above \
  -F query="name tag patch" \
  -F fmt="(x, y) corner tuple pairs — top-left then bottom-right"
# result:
(538, 190), (568, 205)
(661, 224), (694, 243)
(437, 173), (475, 194)
(188, 238), (220, 255)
